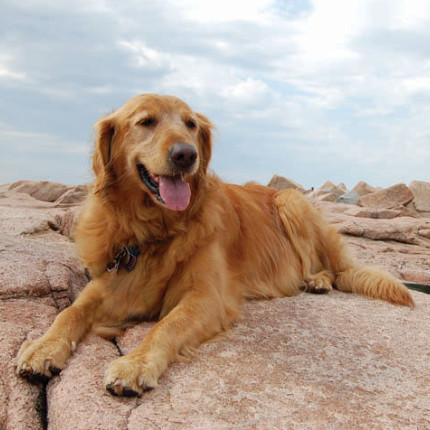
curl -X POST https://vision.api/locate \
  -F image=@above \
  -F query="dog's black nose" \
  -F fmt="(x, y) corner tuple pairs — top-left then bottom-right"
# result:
(169, 143), (198, 169)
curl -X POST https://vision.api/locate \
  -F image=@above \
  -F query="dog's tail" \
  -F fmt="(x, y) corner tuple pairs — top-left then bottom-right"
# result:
(334, 265), (414, 308)
(321, 209), (415, 308)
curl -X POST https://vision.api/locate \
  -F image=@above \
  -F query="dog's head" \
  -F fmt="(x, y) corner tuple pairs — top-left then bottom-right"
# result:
(93, 94), (213, 211)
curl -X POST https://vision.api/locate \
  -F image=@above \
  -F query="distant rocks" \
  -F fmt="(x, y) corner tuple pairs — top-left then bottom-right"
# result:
(268, 175), (430, 219)
(8, 180), (89, 205)
(410, 180), (430, 213)
(267, 174), (305, 192)
(337, 181), (377, 205)
(358, 183), (414, 209)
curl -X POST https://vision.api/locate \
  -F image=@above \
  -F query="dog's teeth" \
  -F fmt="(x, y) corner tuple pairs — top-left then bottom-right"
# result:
(71, 341), (76, 352)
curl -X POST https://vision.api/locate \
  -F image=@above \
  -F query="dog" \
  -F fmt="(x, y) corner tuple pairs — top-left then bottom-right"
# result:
(17, 94), (414, 397)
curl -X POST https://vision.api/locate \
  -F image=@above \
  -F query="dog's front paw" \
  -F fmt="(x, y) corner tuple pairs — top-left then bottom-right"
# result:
(104, 355), (158, 397)
(16, 337), (74, 383)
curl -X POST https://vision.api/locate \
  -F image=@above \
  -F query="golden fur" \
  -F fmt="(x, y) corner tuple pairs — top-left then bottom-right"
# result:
(17, 94), (414, 396)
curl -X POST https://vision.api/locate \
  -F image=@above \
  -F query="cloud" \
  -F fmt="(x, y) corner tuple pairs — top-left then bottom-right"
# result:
(0, 0), (429, 189)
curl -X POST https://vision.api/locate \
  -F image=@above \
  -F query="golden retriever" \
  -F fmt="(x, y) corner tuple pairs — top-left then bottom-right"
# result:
(17, 94), (414, 397)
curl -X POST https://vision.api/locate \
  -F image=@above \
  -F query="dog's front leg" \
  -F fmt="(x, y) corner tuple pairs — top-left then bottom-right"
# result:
(105, 289), (226, 396)
(105, 244), (231, 397)
(17, 278), (108, 383)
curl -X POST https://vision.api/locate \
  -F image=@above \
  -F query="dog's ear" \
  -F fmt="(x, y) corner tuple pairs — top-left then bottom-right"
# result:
(196, 113), (214, 173)
(93, 114), (116, 193)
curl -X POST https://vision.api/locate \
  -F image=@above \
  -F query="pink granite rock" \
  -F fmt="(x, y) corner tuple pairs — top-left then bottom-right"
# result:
(409, 180), (430, 213)
(352, 180), (376, 196)
(1, 181), (430, 429)
(358, 183), (414, 209)
(344, 207), (401, 219)
(268, 175), (305, 192)
(9, 180), (71, 203)
(41, 291), (429, 430)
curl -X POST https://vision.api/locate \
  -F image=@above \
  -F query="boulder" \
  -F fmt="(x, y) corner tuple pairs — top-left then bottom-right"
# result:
(336, 181), (376, 205)
(311, 180), (346, 202)
(337, 182), (347, 193)
(9, 180), (71, 203)
(353, 181), (376, 196)
(268, 175), (305, 192)
(343, 206), (419, 219)
(409, 180), (430, 213)
(336, 189), (360, 205)
(315, 192), (338, 202)
(55, 185), (89, 205)
(358, 183), (414, 209)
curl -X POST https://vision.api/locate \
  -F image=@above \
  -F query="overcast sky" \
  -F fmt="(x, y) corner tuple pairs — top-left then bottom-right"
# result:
(1, 0), (429, 189)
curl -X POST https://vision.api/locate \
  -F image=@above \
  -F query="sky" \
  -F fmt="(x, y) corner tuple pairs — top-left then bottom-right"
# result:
(0, 0), (429, 190)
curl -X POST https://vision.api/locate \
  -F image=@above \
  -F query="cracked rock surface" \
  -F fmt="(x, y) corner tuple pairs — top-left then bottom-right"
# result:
(1, 182), (429, 429)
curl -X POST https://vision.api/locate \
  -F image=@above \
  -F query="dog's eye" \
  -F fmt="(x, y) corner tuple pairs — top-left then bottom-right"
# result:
(186, 119), (196, 129)
(139, 117), (156, 127)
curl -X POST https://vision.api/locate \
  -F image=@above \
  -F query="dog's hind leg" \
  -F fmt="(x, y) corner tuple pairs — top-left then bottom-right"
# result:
(301, 270), (335, 294)
(274, 189), (414, 307)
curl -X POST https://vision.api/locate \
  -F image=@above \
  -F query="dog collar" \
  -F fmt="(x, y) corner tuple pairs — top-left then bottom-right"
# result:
(106, 245), (140, 273)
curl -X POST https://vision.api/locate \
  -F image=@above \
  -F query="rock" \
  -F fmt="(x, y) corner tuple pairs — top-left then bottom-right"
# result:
(268, 175), (304, 192)
(391, 205), (419, 218)
(316, 192), (338, 202)
(358, 183), (414, 209)
(1, 181), (430, 429)
(0, 184), (88, 429)
(317, 180), (343, 195)
(338, 182), (347, 193)
(336, 189), (361, 205)
(9, 180), (71, 203)
(345, 207), (404, 219)
(409, 180), (430, 213)
(34, 292), (430, 429)
(336, 181), (376, 205)
(337, 182), (377, 205)
(311, 180), (346, 202)
(55, 185), (89, 205)
(399, 268), (430, 285)
(353, 181), (376, 196)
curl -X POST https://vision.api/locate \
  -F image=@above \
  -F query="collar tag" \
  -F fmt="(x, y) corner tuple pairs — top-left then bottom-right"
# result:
(107, 245), (140, 273)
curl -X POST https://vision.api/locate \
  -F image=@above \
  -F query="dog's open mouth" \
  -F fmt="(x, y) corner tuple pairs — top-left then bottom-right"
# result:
(137, 164), (191, 211)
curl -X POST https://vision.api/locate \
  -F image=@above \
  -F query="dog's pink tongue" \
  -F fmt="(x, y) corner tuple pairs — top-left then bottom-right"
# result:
(159, 175), (191, 211)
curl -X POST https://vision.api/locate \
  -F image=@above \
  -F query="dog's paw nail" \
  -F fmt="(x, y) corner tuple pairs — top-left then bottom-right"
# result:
(49, 366), (61, 376)
(106, 383), (119, 396)
(122, 387), (140, 397)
